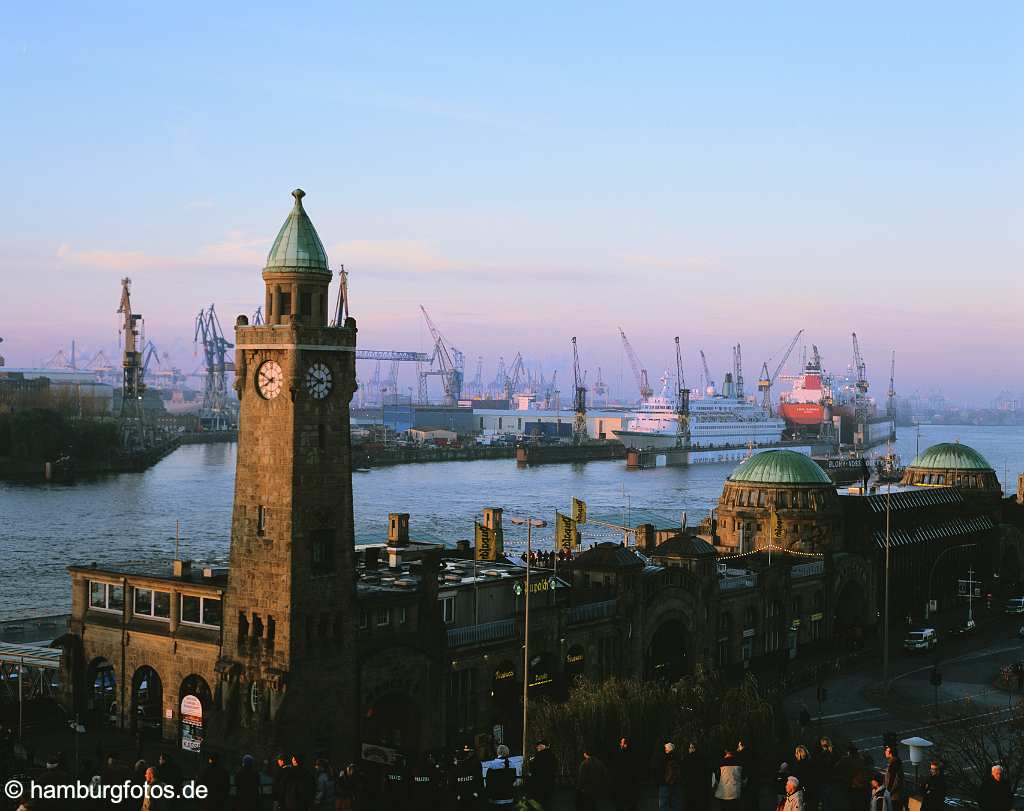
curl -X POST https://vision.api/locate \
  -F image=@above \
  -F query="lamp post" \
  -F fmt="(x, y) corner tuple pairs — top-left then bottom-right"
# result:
(900, 736), (933, 789)
(883, 483), (892, 689)
(510, 516), (547, 771)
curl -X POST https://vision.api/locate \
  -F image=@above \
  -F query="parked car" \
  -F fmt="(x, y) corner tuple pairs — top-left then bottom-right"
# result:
(904, 627), (939, 651)
(1005, 596), (1024, 614)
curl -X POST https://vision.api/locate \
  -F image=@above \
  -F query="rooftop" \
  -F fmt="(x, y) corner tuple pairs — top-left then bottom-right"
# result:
(728, 450), (833, 486)
(264, 189), (330, 274)
(907, 442), (993, 472)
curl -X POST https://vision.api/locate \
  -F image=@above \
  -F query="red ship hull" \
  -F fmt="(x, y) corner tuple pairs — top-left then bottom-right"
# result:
(779, 402), (824, 426)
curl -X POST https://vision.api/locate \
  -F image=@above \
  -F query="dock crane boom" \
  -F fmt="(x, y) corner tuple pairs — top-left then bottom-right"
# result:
(699, 350), (714, 396)
(851, 332), (869, 447)
(757, 328), (804, 413)
(733, 343), (745, 400)
(419, 305), (464, 405)
(674, 337), (691, 448)
(572, 337), (587, 443)
(618, 327), (653, 402)
(887, 350), (896, 418)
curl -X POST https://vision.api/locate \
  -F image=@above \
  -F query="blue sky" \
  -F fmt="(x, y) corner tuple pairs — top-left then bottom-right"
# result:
(2, 3), (1021, 403)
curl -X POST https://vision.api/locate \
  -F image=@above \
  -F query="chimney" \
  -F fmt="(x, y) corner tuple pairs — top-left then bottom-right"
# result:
(388, 513), (410, 546)
(364, 547), (381, 570)
(173, 559), (192, 578)
(419, 549), (442, 616)
(635, 523), (657, 553)
(482, 507), (504, 556)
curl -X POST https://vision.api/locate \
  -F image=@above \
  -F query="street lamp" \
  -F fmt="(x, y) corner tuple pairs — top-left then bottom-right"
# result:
(510, 516), (547, 772)
(883, 483), (892, 689)
(900, 736), (933, 788)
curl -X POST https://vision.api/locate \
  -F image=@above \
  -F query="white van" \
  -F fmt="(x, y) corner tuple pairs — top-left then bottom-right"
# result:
(903, 628), (938, 651)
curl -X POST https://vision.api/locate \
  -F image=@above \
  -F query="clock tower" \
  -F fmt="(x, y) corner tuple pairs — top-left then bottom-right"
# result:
(217, 189), (358, 754)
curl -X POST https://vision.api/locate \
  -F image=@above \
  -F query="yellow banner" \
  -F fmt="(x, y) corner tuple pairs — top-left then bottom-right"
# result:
(771, 509), (784, 547)
(475, 521), (497, 561)
(572, 497), (587, 525)
(556, 512), (577, 555)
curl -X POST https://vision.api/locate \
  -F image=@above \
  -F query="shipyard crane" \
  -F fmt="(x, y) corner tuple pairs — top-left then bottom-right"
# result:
(504, 353), (526, 401)
(592, 367), (608, 405)
(674, 337), (691, 448)
(618, 327), (653, 402)
(469, 356), (484, 398)
(757, 329), (804, 414)
(572, 337), (587, 443)
(887, 350), (896, 419)
(699, 350), (715, 397)
(733, 343), (745, 400)
(491, 357), (507, 399)
(418, 305), (464, 406)
(851, 332), (869, 446)
(194, 304), (235, 430)
(251, 306), (264, 326)
(118, 278), (148, 450)
(331, 265), (349, 326)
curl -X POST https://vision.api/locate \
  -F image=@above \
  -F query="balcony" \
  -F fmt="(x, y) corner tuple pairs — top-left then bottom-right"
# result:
(446, 618), (517, 647)
(720, 574), (758, 591)
(790, 561), (824, 578)
(565, 599), (617, 624)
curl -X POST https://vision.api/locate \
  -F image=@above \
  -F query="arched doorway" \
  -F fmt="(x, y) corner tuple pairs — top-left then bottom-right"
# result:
(179, 674), (212, 754)
(85, 657), (116, 728)
(834, 580), (867, 650)
(490, 661), (520, 750)
(131, 666), (163, 738)
(365, 692), (421, 756)
(646, 619), (689, 683)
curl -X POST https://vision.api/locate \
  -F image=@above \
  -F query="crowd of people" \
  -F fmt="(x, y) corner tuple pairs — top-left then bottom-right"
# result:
(1, 722), (1019, 811)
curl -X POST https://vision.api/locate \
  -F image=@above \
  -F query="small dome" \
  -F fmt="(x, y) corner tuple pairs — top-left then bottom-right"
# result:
(264, 189), (330, 274)
(908, 442), (993, 472)
(728, 450), (832, 485)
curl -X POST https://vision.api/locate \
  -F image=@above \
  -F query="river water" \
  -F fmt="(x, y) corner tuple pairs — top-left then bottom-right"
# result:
(2, 424), (1022, 621)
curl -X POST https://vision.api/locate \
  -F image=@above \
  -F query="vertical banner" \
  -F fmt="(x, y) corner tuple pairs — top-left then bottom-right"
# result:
(475, 521), (496, 561)
(771, 508), (784, 548)
(572, 497), (587, 525)
(556, 512), (577, 555)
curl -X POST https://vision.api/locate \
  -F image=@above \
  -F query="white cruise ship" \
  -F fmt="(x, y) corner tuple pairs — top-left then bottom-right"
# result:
(612, 394), (812, 463)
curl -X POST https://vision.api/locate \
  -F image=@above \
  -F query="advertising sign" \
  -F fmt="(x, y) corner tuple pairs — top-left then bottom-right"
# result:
(180, 694), (203, 753)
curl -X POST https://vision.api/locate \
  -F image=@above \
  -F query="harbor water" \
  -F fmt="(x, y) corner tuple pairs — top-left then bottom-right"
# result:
(1, 424), (1022, 621)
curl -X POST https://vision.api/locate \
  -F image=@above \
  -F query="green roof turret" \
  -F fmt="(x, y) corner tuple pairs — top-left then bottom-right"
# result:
(728, 450), (832, 485)
(264, 188), (330, 274)
(907, 442), (993, 472)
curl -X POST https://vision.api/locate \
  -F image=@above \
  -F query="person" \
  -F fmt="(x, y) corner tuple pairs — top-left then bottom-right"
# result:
(737, 739), (758, 811)
(283, 755), (315, 811)
(313, 759), (335, 810)
(612, 737), (641, 811)
(157, 753), (182, 808)
(657, 742), (683, 811)
(978, 764), (1012, 811)
(920, 761), (946, 811)
(883, 746), (905, 811)
(776, 763), (792, 806)
(273, 753), (291, 811)
(483, 744), (518, 806)
(528, 740), (556, 808)
(411, 753), (443, 810)
(451, 744), (484, 810)
(141, 765), (166, 811)
(335, 763), (363, 811)
(714, 746), (743, 811)
(683, 742), (712, 811)
(793, 746), (817, 811)
(783, 776), (805, 811)
(235, 754), (262, 811)
(870, 774), (892, 811)
(576, 747), (609, 811)
(799, 704), (812, 736)
(816, 737), (838, 811)
(199, 752), (231, 811)
(837, 744), (870, 811)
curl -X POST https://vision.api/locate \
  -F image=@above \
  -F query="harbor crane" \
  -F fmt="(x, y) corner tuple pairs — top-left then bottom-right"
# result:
(418, 305), (464, 406)
(469, 356), (484, 398)
(887, 350), (896, 419)
(851, 332), (869, 445)
(757, 329), (804, 414)
(193, 304), (235, 430)
(619, 327), (653, 402)
(674, 337), (691, 448)
(699, 350), (715, 397)
(572, 337), (587, 443)
(592, 367), (608, 405)
(504, 353), (526, 402)
(733, 343), (745, 400)
(118, 278), (148, 450)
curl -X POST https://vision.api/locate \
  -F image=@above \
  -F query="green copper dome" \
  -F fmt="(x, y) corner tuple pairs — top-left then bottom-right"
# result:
(908, 442), (993, 472)
(728, 450), (832, 485)
(264, 189), (330, 274)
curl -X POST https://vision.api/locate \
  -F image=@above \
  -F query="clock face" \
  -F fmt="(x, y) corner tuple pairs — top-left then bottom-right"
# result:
(256, 360), (283, 400)
(305, 361), (333, 400)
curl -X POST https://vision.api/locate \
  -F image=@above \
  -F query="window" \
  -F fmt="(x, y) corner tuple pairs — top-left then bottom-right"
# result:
(266, 616), (276, 648)
(278, 291), (291, 316)
(442, 596), (456, 625)
(180, 595), (222, 628)
(479, 417), (484, 429)
(257, 505), (266, 535)
(89, 581), (124, 612)
(311, 529), (335, 573)
(300, 291), (312, 317)
(399, 607), (408, 625)
(375, 608), (390, 627)
(359, 609), (368, 630)
(133, 587), (170, 620)
(757, 491), (766, 507)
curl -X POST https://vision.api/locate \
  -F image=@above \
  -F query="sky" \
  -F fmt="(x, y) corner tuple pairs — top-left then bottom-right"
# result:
(1, 3), (1021, 404)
